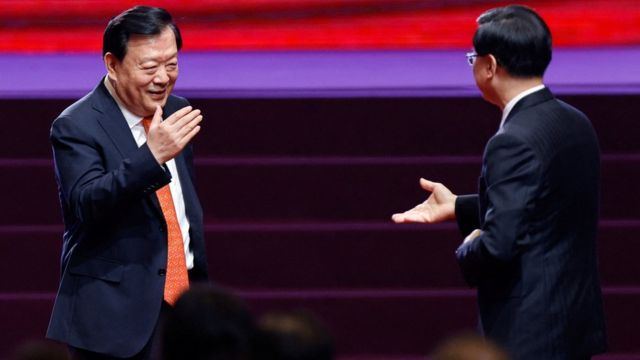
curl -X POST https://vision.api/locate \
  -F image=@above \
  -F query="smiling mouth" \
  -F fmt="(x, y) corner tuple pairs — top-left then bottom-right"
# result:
(148, 90), (166, 99)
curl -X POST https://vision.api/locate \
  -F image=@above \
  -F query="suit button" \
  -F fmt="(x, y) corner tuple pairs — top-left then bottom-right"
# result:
(158, 268), (166, 276)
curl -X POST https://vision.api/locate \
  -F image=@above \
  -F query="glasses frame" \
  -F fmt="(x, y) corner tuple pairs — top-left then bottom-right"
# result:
(466, 51), (478, 66)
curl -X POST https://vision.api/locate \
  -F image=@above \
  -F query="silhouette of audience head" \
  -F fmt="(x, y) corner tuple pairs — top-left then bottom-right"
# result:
(431, 333), (510, 360)
(256, 309), (334, 360)
(12, 339), (69, 360)
(163, 285), (256, 360)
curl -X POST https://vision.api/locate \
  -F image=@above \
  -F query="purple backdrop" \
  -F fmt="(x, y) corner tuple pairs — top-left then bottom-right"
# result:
(1, 47), (639, 99)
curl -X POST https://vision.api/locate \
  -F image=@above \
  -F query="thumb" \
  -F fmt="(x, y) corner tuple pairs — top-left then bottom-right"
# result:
(151, 105), (163, 125)
(420, 178), (435, 192)
(391, 213), (407, 223)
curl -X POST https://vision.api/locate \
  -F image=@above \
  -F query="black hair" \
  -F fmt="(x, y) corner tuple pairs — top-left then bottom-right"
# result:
(256, 310), (335, 360)
(163, 286), (256, 360)
(102, 6), (182, 61)
(473, 5), (551, 77)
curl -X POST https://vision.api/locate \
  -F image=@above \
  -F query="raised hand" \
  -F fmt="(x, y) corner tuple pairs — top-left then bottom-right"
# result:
(146, 105), (203, 164)
(391, 178), (457, 224)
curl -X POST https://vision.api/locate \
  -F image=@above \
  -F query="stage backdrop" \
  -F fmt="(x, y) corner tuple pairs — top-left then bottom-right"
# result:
(0, 0), (639, 52)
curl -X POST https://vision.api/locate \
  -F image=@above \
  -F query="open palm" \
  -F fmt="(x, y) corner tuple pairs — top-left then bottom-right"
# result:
(392, 178), (457, 224)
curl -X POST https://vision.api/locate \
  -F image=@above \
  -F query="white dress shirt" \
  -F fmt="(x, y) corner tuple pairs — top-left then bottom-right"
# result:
(499, 84), (546, 130)
(104, 77), (194, 269)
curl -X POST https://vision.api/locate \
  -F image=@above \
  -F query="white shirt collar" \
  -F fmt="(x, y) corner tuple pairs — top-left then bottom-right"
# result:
(103, 76), (143, 130)
(500, 84), (546, 129)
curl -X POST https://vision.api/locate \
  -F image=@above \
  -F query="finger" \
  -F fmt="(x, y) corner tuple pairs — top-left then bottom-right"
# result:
(397, 211), (428, 223)
(177, 125), (201, 148)
(176, 115), (203, 139)
(165, 106), (193, 125)
(392, 213), (419, 223)
(173, 109), (201, 130)
(150, 105), (163, 126)
(420, 178), (436, 192)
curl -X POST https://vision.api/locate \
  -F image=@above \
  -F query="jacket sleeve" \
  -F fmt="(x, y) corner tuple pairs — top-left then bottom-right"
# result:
(51, 115), (171, 224)
(455, 132), (540, 287)
(455, 194), (480, 237)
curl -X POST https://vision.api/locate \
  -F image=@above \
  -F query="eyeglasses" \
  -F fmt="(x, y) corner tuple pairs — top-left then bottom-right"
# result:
(466, 51), (478, 66)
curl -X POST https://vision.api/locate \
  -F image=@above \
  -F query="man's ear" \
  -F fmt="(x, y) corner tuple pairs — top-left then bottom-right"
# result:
(484, 54), (499, 79)
(104, 52), (119, 82)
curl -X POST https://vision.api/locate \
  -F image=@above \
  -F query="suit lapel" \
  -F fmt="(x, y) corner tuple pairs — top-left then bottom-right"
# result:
(91, 78), (164, 217)
(91, 81), (198, 221)
(92, 79), (140, 158)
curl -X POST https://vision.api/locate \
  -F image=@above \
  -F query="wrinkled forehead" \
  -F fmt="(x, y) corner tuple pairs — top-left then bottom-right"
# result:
(125, 27), (178, 62)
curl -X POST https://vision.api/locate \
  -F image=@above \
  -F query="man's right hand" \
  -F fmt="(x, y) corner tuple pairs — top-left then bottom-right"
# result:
(391, 178), (457, 224)
(146, 105), (203, 164)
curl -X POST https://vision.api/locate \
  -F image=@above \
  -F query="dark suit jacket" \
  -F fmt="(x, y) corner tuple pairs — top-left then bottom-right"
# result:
(454, 88), (606, 359)
(46, 79), (208, 357)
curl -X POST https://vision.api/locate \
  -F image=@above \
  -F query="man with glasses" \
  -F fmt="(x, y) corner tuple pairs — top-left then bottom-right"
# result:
(393, 5), (606, 360)
(465, 51), (478, 66)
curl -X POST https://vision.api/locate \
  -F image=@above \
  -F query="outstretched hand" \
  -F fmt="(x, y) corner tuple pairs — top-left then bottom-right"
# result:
(391, 178), (457, 224)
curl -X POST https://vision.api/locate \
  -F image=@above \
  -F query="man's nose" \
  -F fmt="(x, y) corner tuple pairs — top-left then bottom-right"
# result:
(154, 67), (169, 84)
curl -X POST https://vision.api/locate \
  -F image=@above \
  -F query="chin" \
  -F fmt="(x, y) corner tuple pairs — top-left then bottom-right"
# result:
(147, 99), (167, 111)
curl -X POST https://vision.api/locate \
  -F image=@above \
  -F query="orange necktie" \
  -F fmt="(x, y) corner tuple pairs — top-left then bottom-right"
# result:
(142, 117), (189, 305)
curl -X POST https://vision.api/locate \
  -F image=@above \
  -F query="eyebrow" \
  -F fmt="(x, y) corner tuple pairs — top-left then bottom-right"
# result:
(140, 52), (178, 63)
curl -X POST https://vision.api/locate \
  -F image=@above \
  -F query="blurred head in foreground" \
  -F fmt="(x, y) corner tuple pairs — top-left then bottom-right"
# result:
(163, 285), (256, 360)
(257, 310), (335, 360)
(431, 333), (510, 360)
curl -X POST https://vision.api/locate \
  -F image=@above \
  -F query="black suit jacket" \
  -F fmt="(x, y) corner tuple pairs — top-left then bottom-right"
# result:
(46, 79), (208, 357)
(455, 88), (606, 359)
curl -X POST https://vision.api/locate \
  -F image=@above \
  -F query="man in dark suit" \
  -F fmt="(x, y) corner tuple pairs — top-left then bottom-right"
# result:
(46, 6), (208, 359)
(392, 5), (606, 359)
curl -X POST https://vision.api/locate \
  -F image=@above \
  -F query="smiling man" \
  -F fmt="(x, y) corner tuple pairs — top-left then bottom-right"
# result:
(47, 6), (208, 359)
